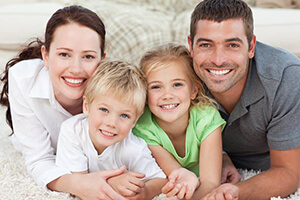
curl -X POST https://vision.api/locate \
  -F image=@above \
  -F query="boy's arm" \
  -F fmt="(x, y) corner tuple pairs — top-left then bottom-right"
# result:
(192, 126), (222, 199)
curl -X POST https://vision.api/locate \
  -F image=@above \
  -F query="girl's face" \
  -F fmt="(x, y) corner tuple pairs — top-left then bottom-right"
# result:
(42, 23), (102, 105)
(147, 62), (198, 126)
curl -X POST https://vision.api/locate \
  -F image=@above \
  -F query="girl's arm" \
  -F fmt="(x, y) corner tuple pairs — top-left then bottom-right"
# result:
(149, 145), (199, 199)
(192, 126), (222, 199)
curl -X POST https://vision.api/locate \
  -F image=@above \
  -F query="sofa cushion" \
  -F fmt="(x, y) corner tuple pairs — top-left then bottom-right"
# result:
(0, 2), (63, 51)
(81, 1), (173, 65)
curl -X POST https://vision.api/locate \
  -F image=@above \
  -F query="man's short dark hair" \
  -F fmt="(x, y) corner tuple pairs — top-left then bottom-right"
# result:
(190, 0), (253, 47)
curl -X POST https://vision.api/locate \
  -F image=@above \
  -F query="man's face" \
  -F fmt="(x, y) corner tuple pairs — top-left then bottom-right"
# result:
(189, 18), (256, 95)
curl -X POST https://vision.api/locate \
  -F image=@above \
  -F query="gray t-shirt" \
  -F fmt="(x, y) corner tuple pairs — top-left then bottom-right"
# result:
(219, 42), (300, 170)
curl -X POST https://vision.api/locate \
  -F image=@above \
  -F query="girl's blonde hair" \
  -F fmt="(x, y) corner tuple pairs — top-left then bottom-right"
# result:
(139, 43), (215, 108)
(84, 60), (147, 116)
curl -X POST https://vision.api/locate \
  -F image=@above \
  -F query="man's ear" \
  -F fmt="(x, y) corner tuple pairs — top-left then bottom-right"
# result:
(188, 35), (194, 57)
(248, 35), (257, 59)
(83, 96), (89, 116)
(41, 45), (49, 68)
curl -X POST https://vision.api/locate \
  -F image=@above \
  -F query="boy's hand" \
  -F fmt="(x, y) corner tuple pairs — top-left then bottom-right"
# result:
(162, 168), (200, 199)
(107, 171), (145, 197)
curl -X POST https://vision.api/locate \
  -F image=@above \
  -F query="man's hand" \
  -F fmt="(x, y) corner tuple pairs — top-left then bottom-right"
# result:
(221, 154), (241, 184)
(201, 183), (239, 200)
(162, 168), (200, 199)
(107, 171), (145, 197)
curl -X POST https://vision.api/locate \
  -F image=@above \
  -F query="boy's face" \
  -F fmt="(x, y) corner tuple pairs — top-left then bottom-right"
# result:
(83, 94), (138, 155)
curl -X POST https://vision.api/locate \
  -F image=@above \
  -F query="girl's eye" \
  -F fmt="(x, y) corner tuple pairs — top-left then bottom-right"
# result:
(59, 53), (69, 57)
(120, 114), (129, 119)
(100, 108), (108, 113)
(174, 82), (183, 87)
(84, 55), (95, 59)
(150, 85), (160, 90)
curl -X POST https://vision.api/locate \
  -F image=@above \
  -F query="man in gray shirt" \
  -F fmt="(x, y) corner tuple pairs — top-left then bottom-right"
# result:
(188, 0), (300, 199)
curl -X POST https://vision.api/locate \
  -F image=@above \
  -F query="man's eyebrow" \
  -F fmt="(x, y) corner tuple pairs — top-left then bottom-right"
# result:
(195, 37), (244, 44)
(195, 38), (213, 44)
(226, 38), (244, 43)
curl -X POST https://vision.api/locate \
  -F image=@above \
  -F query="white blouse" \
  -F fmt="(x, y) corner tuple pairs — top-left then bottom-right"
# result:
(8, 58), (71, 189)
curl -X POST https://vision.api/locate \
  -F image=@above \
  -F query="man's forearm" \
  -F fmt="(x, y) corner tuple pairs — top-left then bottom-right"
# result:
(237, 167), (299, 200)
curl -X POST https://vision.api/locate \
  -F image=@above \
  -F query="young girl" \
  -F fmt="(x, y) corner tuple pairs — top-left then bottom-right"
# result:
(0, 5), (126, 200)
(133, 43), (226, 199)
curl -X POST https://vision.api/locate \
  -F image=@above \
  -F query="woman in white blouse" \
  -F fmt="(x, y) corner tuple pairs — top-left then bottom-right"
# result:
(0, 5), (126, 200)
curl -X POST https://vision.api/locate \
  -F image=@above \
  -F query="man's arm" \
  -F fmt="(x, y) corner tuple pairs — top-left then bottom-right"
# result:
(202, 147), (300, 200)
(236, 147), (300, 200)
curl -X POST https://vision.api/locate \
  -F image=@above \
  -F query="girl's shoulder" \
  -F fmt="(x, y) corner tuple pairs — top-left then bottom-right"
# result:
(190, 105), (218, 116)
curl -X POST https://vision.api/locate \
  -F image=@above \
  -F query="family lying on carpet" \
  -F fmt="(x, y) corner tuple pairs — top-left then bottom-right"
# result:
(0, 0), (299, 199)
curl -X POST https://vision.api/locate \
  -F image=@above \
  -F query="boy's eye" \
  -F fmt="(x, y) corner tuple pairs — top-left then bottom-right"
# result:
(100, 108), (108, 113)
(120, 114), (129, 119)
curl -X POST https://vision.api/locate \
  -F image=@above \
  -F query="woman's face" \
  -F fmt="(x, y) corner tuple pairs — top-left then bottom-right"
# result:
(42, 23), (102, 105)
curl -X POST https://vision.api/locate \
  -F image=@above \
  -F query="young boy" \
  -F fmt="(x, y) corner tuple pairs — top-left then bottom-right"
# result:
(56, 60), (166, 199)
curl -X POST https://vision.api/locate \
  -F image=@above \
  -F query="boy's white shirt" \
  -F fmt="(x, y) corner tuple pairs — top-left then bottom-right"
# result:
(8, 59), (71, 190)
(56, 113), (166, 181)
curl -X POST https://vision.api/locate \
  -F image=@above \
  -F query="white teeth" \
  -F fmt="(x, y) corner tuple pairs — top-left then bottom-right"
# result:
(64, 78), (84, 84)
(161, 104), (177, 109)
(209, 69), (230, 76)
(101, 130), (115, 137)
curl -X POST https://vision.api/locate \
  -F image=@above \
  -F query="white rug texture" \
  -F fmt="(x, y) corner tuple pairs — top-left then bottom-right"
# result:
(0, 105), (299, 200)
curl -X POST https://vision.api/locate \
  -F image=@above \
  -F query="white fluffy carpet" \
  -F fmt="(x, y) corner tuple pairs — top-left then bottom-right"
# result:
(0, 105), (299, 200)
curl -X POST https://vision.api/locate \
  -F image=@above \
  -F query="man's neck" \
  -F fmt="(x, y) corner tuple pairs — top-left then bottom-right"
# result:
(211, 76), (248, 115)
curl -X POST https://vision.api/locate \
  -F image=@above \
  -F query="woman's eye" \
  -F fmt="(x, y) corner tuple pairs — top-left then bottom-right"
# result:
(84, 55), (95, 59)
(59, 53), (69, 57)
(100, 108), (108, 113)
(120, 114), (129, 119)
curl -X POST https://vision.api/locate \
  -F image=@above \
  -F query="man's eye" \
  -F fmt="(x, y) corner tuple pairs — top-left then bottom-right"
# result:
(199, 43), (210, 48)
(120, 114), (129, 119)
(229, 43), (240, 48)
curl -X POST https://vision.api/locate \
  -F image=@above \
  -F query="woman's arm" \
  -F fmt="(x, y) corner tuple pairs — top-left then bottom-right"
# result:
(48, 168), (128, 200)
(192, 126), (222, 199)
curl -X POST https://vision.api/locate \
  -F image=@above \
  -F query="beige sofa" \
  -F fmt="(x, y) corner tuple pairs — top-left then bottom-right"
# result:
(1, 0), (300, 73)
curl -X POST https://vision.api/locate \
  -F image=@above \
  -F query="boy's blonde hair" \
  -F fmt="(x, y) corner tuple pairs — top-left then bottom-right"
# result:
(84, 60), (147, 116)
(139, 43), (215, 108)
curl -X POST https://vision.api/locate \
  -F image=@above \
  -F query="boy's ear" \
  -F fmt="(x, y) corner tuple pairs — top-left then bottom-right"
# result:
(83, 96), (89, 116)
(191, 84), (199, 100)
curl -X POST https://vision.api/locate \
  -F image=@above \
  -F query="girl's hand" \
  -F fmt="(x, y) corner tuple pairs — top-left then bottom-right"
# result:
(107, 171), (145, 197)
(162, 168), (200, 200)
